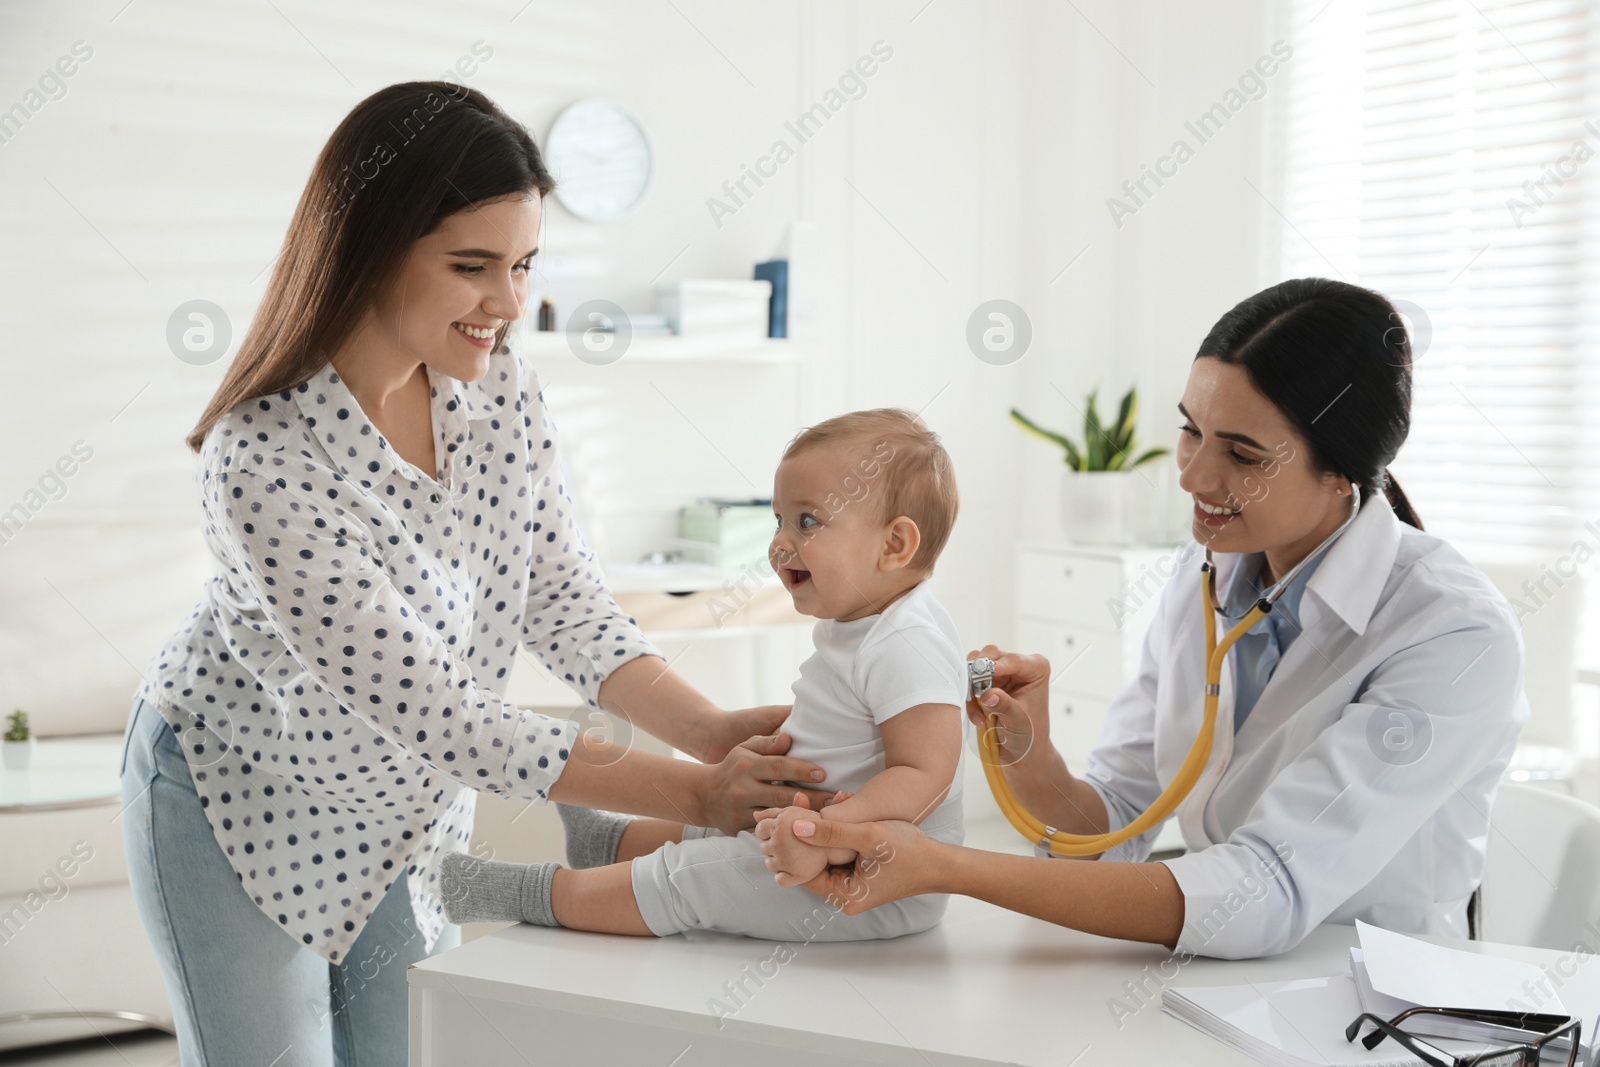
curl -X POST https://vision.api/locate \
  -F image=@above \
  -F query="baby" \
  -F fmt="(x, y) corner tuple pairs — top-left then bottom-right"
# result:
(437, 407), (969, 942)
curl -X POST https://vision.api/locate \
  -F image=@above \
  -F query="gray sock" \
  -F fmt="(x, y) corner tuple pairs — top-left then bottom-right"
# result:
(437, 851), (561, 926)
(557, 803), (634, 869)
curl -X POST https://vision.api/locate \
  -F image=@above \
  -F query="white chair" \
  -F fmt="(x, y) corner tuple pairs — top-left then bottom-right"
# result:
(1480, 781), (1600, 951)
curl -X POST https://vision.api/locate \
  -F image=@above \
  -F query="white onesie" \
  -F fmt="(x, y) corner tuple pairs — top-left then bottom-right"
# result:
(629, 578), (971, 941)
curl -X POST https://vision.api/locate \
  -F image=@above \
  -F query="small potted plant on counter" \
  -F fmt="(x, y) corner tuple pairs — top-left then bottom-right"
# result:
(1012, 387), (1169, 545)
(3, 709), (35, 771)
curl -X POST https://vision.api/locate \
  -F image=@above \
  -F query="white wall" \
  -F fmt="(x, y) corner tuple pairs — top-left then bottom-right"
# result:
(1012, 0), (1284, 551)
(0, 0), (1279, 737)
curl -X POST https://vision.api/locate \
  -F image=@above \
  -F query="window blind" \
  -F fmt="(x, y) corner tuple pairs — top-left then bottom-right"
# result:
(1276, 0), (1600, 558)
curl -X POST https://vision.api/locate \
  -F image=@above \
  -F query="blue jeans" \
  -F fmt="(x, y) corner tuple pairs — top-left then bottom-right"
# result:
(119, 697), (459, 1067)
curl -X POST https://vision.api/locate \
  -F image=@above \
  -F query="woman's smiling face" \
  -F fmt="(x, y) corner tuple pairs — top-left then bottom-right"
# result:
(366, 193), (543, 382)
(1176, 356), (1355, 574)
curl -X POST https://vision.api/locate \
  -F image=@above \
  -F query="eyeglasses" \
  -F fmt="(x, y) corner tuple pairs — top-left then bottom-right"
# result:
(1346, 1006), (1581, 1067)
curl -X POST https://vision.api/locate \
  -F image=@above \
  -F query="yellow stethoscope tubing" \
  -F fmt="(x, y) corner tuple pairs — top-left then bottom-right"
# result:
(978, 566), (1268, 857)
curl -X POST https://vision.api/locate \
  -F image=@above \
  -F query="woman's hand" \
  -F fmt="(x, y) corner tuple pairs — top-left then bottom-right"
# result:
(757, 815), (945, 915)
(967, 645), (1054, 769)
(696, 732), (833, 835)
(594, 657), (789, 765)
(816, 790), (860, 865)
(697, 704), (792, 764)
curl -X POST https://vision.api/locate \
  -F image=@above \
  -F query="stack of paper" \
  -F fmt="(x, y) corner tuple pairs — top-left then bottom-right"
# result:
(1350, 920), (1593, 1064)
(1163, 974), (1513, 1066)
(1163, 921), (1599, 1067)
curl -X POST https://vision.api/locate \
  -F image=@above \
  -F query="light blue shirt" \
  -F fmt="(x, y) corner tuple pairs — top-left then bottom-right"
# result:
(1216, 548), (1327, 732)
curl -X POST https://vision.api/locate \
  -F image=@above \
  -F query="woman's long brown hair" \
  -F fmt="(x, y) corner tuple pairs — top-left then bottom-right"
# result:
(185, 81), (555, 453)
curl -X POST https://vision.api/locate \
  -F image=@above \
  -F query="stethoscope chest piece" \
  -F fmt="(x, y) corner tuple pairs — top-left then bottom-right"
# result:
(968, 657), (995, 701)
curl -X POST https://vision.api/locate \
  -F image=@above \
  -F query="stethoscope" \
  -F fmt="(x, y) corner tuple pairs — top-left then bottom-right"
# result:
(971, 486), (1363, 857)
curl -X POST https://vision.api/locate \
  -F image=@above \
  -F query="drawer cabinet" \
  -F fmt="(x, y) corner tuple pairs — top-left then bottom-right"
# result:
(1014, 543), (1176, 770)
(1009, 542), (1190, 857)
(1014, 618), (1129, 697)
(1016, 552), (1130, 624)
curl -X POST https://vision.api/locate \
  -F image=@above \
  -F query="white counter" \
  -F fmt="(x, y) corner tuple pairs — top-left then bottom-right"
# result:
(409, 893), (1385, 1065)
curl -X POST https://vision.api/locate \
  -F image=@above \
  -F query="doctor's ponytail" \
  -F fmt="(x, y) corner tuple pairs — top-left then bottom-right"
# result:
(1381, 467), (1423, 530)
(1196, 277), (1424, 531)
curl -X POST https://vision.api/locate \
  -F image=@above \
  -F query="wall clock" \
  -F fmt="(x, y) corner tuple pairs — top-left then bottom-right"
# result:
(544, 98), (653, 222)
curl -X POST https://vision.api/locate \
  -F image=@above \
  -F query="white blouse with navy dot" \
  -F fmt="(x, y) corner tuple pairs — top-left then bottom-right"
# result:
(136, 346), (661, 963)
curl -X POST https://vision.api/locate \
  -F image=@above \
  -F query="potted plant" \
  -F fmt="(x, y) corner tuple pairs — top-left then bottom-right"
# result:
(1012, 387), (1169, 545)
(3, 709), (34, 771)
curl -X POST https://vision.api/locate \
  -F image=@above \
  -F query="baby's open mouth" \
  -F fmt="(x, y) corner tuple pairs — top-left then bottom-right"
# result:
(783, 567), (811, 589)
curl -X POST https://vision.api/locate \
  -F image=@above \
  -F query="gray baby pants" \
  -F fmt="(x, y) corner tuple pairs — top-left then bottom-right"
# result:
(630, 797), (965, 941)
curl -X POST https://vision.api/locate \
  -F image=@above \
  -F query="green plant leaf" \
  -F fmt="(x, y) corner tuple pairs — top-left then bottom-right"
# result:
(1010, 409), (1084, 470)
(1093, 388), (1143, 471)
(1084, 391), (1104, 471)
(1129, 446), (1170, 469)
(1010, 409), (1074, 451)
(1114, 390), (1135, 444)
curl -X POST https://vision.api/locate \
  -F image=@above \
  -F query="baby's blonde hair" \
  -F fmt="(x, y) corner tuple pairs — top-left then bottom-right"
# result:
(781, 408), (959, 574)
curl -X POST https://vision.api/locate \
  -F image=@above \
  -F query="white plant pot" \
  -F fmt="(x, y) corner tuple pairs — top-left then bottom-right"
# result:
(1061, 470), (1136, 545)
(2, 738), (36, 771)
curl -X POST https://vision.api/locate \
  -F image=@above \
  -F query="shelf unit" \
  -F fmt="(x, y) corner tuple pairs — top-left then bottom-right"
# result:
(519, 329), (809, 365)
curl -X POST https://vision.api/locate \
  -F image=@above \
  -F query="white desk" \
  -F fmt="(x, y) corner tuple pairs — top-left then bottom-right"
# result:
(409, 895), (1390, 1066)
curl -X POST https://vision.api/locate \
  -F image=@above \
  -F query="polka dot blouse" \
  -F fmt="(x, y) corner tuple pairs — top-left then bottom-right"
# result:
(135, 346), (662, 963)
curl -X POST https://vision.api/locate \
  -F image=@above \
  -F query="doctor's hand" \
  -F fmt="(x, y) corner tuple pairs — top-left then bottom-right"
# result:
(772, 817), (946, 915)
(966, 646), (1054, 768)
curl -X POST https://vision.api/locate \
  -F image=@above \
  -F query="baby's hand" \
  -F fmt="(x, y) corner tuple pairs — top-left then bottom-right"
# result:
(822, 789), (854, 807)
(761, 806), (829, 887)
(756, 793), (830, 887)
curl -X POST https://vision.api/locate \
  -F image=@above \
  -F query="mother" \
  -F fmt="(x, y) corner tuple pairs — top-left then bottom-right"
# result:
(760, 277), (1529, 961)
(124, 82), (831, 1066)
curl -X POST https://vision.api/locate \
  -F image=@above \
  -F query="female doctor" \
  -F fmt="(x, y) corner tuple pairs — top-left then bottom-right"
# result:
(758, 277), (1529, 960)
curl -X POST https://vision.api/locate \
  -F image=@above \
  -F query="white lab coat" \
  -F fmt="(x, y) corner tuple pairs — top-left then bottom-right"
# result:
(1079, 493), (1528, 959)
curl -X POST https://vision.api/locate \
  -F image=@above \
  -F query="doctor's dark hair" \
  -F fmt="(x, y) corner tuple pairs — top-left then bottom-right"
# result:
(1195, 277), (1423, 530)
(185, 80), (554, 453)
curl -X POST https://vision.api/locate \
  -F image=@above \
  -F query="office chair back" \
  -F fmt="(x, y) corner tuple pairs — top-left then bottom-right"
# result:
(1481, 782), (1600, 951)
